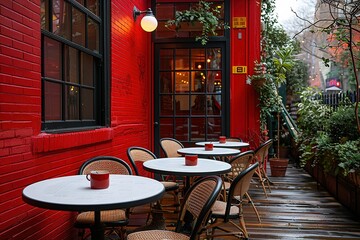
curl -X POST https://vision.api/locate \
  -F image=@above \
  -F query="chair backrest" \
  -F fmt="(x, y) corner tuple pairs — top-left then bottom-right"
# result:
(127, 146), (157, 176)
(175, 176), (222, 240)
(160, 138), (184, 158)
(224, 162), (259, 221)
(79, 156), (132, 175)
(254, 139), (273, 166)
(227, 151), (254, 181)
(226, 137), (243, 142)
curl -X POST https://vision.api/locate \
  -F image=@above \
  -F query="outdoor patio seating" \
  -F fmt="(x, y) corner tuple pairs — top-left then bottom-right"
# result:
(127, 147), (181, 217)
(160, 137), (184, 158)
(127, 175), (223, 240)
(253, 139), (273, 198)
(223, 151), (261, 222)
(74, 156), (133, 240)
(206, 162), (259, 239)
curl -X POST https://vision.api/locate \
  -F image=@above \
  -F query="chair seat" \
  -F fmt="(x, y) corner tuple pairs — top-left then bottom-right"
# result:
(211, 200), (239, 217)
(127, 229), (189, 240)
(161, 181), (179, 192)
(223, 181), (231, 190)
(75, 209), (127, 225)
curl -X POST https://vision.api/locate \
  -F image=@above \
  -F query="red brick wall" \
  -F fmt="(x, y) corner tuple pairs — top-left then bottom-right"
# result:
(0, 0), (154, 239)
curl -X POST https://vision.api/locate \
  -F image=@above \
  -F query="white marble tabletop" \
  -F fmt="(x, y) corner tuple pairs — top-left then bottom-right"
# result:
(22, 175), (165, 212)
(195, 141), (250, 148)
(177, 147), (240, 157)
(143, 157), (231, 176)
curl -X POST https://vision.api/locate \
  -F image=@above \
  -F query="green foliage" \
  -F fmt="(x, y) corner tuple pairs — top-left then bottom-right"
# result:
(165, 1), (229, 45)
(337, 140), (360, 176)
(328, 104), (360, 142)
(297, 88), (360, 176)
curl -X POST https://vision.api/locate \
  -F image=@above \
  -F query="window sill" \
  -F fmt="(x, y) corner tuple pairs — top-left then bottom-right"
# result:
(32, 128), (114, 153)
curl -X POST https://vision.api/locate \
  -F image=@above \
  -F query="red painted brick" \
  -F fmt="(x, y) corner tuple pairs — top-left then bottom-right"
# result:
(0, 147), (10, 157)
(0, 5), (23, 22)
(0, 25), (23, 41)
(12, 40), (34, 54)
(12, 2), (38, 20)
(0, 35), (12, 47)
(0, 45), (23, 59)
(15, 128), (33, 137)
(0, 130), (15, 139)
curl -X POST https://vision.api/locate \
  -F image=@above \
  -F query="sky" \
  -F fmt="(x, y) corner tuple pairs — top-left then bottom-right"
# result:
(275, 0), (301, 25)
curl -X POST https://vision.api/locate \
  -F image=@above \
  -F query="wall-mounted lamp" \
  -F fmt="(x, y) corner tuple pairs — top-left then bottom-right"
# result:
(133, 6), (158, 32)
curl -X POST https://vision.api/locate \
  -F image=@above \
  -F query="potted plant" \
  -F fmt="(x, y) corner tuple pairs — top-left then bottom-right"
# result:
(165, 0), (229, 45)
(247, 60), (271, 90)
(267, 47), (295, 177)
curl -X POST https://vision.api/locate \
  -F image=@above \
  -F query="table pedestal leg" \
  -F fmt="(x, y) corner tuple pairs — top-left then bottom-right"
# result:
(91, 211), (104, 240)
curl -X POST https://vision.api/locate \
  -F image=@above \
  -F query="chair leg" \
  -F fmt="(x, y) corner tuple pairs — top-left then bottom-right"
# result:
(260, 167), (272, 193)
(255, 168), (268, 198)
(245, 192), (261, 223)
(238, 199), (249, 239)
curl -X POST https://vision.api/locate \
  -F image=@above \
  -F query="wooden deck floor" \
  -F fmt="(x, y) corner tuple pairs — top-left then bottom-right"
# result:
(127, 164), (360, 239)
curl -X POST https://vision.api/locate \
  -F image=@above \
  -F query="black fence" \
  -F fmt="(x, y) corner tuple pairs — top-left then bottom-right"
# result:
(317, 91), (359, 109)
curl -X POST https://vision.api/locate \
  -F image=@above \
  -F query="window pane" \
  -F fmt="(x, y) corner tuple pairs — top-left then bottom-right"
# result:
(65, 85), (79, 120)
(208, 95), (221, 115)
(175, 49), (189, 69)
(44, 37), (62, 80)
(207, 48), (222, 69)
(207, 71), (222, 93)
(87, 0), (99, 16)
(41, 0), (49, 30)
(88, 18), (99, 52)
(64, 46), (79, 83)
(175, 72), (189, 93)
(81, 53), (94, 86)
(160, 72), (173, 93)
(160, 118), (174, 139)
(53, 0), (71, 39)
(81, 88), (94, 119)
(175, 118), (189, 141)
(72, 7), (85, 46)
(191, 49), (205, 70)
(160, 95), (173, 115)
(44, 81), (62, 120)
(194, 71), (205, 92)
(175, 95), (189, 116)
(191, 94), (206, 115)
(160, 49), (173, 70)
(191, 118), (206, 140)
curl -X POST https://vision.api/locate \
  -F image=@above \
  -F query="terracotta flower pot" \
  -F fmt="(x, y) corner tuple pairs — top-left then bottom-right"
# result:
(269, 158), (289, 177)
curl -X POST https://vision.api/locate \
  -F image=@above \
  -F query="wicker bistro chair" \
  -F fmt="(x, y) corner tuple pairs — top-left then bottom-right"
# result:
(222, 151), (261, 223)
(225, 137), (243, 142)
(159, 137), (184, 158)
(159, 137), (187, 189)
(74, 156), (133, 240)
(253, 139), (273, 198)
(127, 147), (181, 215)
(127, 175), (223, 240)
(206, 162), (259, 239)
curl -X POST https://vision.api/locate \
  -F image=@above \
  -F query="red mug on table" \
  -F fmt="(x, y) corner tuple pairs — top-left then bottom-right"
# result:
(86, 170), (110, 189)
(205, 143), (214, 151)
(185, 155), (198, 166)
(219, 136), (226, 143)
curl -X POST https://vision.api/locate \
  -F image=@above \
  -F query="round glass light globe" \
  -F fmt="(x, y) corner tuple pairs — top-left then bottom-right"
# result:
(141, 15), (158, 32)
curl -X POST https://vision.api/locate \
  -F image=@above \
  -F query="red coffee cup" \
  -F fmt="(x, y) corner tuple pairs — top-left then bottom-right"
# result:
(185, 155), (198, 166)
(205, 143), (213, 151)
(219, 136), (226, 143)
(86, 170), (110, 189)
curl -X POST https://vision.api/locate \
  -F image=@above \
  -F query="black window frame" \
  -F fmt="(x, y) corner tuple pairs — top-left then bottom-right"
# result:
(40, 0), (110, 132)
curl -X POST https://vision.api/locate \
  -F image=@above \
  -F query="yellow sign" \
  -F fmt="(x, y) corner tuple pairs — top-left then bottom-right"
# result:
(233, 17), (247, 28)
(232, 66), (247, 74)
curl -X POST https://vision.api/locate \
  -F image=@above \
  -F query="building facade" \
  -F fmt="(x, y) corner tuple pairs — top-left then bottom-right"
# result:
(0, 0), (261, 238)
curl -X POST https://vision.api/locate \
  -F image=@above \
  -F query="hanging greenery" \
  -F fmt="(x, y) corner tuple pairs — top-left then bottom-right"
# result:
(165, 0), (230, 45)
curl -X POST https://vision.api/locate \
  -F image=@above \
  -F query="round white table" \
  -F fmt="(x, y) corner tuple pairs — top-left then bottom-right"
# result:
(22, 175), (165, 240)
(195, 141), (250, 149)
(143, 157), (231, 193)
(177, 147), (240, 158)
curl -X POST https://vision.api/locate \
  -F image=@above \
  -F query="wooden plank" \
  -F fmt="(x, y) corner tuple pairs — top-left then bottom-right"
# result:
(126, 164), (360, 239)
